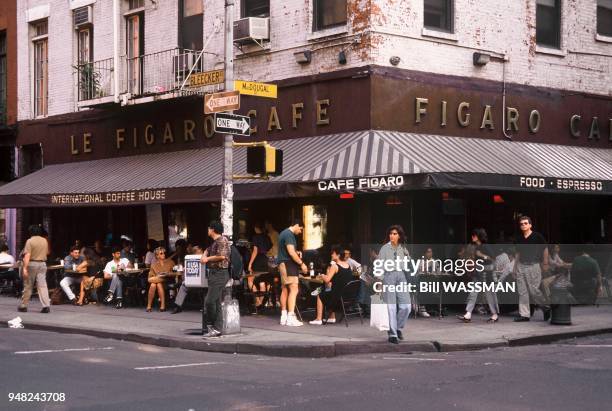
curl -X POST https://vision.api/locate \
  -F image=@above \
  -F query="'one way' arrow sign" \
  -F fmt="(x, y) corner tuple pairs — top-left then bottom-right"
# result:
(214, 113), (251, 136)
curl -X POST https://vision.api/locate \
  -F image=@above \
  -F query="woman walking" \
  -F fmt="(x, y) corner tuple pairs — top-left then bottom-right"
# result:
(457, 228), (499, 323)
(377, 225), (412, 344)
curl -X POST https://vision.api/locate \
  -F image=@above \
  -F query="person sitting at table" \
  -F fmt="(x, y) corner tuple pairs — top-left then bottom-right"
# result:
(60, 245), (86, 304)
(169, 239), (188, 266)
(309, 245), (354, 325)
(103, 246), (132, 309)
(143, 239), (158, 267)
(120, 236), (136, 264)
(247, 222), (272, 308)
(93, 239), (109, 264)
(0, 244), (18, 287)
(172, 244), (203, 314)
(147, 246), (174, 312)
(76, 247), (104, 306)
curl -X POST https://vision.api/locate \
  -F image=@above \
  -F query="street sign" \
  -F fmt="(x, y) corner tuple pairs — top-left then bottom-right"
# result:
(234, 80), (277, 98)
(189, 69), (225, 87)
(204, 90), (240, 114)
(214, 113), (251, 136)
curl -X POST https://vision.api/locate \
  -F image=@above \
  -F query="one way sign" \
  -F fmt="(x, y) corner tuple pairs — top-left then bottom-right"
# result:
(214, 113), (251, 137)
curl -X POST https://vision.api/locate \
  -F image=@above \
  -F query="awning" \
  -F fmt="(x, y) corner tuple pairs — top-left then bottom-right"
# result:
(305, 131), (612, 195)
(0, 132), (366, 207)
(0, 130), (610, 208)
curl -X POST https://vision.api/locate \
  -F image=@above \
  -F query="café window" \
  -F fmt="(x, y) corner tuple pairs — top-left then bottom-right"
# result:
(167, 208), (188, 252)
(180, 0), (203, 50)
(302, 205), (327, 250)
(424, 0), (454, 32)
(313, 0), (347, 32)
(32, 20), (48, 117)
(0, 31), (6, 125)
(242, 0), (270, 17)
(536, 0), (561, 48)
(598, 0), (612, 37)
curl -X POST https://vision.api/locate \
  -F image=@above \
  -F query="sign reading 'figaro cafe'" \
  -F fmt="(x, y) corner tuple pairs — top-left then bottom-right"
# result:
(15, 67), (612, 165)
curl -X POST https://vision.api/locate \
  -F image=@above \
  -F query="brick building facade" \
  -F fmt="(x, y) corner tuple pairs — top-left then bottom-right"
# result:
(3, 1), (612, 256)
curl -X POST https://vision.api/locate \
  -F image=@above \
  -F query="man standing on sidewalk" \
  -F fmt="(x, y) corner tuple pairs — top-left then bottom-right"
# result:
(201, 222), (230, 337)
(278, 220), (307, 327)
(513, 216), (550, 322)
(18, 225), (51, 313)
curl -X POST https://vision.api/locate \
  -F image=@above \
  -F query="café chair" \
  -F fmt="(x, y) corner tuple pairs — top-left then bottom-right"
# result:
(338, 280), (364, 327)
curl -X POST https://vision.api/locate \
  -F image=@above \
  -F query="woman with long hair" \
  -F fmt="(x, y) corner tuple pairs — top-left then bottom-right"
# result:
(457, 228), (499, 323)
(308, 245), (354, 325)
(377, 225), (411, 344)
(76, 247), (104, 306)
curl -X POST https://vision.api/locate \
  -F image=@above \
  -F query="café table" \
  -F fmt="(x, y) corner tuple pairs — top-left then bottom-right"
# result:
(46, 264), (65, 290)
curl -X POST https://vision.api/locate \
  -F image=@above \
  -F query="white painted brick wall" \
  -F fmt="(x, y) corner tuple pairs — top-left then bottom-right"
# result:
(17, 0), (611, 121)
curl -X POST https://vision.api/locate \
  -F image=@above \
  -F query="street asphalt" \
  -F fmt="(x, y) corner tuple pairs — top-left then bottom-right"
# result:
(2, 328), (612, 411)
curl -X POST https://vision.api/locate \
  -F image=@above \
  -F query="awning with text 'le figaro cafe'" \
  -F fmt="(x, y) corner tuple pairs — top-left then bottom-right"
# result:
(0, 130), (611, 208)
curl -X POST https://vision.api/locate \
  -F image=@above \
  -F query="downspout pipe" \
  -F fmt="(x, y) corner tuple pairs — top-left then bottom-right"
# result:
(113, 0), (120, 103)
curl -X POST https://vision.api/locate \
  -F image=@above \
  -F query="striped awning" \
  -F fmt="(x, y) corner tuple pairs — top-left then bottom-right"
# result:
(301, 131), (612, 182)
(1, 130), (611, 207)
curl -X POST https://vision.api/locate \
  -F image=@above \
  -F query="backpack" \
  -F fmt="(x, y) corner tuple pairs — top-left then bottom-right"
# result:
(229, 244), (244, 281)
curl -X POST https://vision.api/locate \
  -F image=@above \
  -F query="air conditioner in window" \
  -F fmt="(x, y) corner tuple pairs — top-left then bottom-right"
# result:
(73, 6), (93, 28)
(233, 17), (270, 45)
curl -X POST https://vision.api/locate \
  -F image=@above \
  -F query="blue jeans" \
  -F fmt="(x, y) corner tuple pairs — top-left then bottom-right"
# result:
(383, 271), (411, 338)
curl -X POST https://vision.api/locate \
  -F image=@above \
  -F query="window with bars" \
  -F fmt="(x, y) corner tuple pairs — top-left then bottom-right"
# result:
(424, 0), (454, 32)
(598, 0), (612, 37)
(242, 0), (269, 18)
(0, 31), (6, 125)
(536, 0), (562, 48)
(32, 21), (48, 117)
(313, 0), (347, 32)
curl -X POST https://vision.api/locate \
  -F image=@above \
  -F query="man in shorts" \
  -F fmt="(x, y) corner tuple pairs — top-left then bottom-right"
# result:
(278, 220), (307, 326)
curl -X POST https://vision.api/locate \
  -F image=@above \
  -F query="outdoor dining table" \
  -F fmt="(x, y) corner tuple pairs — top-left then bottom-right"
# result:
(241, 271), (279, 315)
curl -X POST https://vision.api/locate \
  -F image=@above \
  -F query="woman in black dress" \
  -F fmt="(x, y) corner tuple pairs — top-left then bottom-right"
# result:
(247, 222), (272, 308)
(309, 245), (354, 325)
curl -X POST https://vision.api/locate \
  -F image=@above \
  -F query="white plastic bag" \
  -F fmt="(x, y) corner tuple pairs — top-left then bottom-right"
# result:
(369, 294), (389, 332)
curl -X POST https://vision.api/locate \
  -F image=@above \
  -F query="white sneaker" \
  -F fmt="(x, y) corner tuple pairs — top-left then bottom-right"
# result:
(326, 318), (336, 324)
(280, 314), (287, 326)
(311, 287), (323, 297)
(286, 315), (303, 327)
(309, 319), (323, 325)
(418, 310), (431, 318)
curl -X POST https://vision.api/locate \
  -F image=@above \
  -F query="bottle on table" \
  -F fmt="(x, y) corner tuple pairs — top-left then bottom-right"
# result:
(309, 262), (315, 278)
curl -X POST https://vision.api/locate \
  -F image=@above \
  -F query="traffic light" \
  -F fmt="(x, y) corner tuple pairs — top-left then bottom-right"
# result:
(247, 144), (283, 176)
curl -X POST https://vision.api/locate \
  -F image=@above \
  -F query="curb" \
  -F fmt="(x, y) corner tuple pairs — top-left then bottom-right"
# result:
(3, 321), (612, 358)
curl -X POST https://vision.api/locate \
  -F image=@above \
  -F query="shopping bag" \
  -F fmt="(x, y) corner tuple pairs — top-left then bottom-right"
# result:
(220, 296), (241, 335)
(369, 294), (389, 331)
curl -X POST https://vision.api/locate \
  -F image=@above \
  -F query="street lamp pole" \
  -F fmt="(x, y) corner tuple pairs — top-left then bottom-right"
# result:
(220, 0), (235, 240)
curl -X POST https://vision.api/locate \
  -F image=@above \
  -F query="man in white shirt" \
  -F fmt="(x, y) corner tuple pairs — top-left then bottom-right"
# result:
(103, 246), (132, 309)
(0, 244), (18, 287)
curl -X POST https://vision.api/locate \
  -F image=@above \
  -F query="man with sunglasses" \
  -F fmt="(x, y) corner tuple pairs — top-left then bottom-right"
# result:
(513, 216), (550, 322)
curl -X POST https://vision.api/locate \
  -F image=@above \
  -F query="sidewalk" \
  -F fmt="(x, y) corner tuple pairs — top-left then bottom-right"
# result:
(2, 296), (612, 357)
